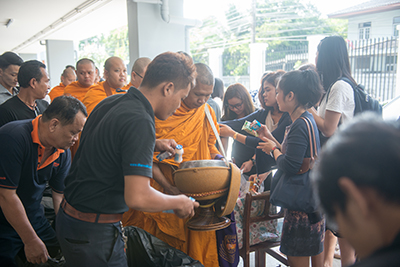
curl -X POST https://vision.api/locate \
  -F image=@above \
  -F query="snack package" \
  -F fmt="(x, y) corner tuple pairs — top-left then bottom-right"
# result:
(241, 121), (259, 137)
(249, 120), (261, 131)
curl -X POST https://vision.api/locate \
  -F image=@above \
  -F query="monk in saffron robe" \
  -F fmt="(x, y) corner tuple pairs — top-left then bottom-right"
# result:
(64, 58), (96, 158)
(64, 58), (96, 102)
(122, 57), (151, 90)
(83, 57), (127, 115)
(123, 63), (222, 267)
(48, 67), (76, 101)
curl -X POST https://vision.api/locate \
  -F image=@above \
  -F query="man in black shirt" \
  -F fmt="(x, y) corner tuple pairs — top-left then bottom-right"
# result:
(57, 52), (199, 267)
(312, 114), (400, 266)
(0, 60), (50, 127)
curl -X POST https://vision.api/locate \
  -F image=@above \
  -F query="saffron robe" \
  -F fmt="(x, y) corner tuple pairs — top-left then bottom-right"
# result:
(122, 102), (220, 267)
(48, 83), (65, 101)
(64, 81), (92, 102)
(82, 81), (125, 115)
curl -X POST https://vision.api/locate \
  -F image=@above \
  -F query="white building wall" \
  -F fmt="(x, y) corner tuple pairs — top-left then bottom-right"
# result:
(347, 9), (400, 39)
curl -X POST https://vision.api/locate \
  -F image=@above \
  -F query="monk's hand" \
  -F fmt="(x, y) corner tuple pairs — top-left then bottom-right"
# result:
(165, 185), (181, 196)
(240, 160), (253, 173)
(218, 124), (235, 137)
(256, 137), (276, 154)
(155, 139), (177, 153)
(173, 195), (199, 219)
(24, 236), (49, 264)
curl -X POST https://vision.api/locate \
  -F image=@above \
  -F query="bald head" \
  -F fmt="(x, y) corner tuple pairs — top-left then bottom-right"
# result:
(195, 63), (214, 87)
(61, 68), (77, 86)
(75, 58), (96, 88)
(130, 57), (151, 88)
(103, 56), (127, 89)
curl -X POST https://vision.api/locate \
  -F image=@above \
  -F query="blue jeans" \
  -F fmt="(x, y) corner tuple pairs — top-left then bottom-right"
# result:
(56, 208), (127, 267)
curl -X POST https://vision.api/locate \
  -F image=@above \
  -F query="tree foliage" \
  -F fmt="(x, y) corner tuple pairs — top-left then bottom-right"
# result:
(190, 0), (347, 76)
(78, 26), (129, 73)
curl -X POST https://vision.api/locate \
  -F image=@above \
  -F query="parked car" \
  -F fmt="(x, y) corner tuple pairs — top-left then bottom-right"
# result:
(383, 95), (400, 121)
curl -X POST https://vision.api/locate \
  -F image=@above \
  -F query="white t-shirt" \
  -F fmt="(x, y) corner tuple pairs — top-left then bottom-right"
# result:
(317, 80), (355, 124)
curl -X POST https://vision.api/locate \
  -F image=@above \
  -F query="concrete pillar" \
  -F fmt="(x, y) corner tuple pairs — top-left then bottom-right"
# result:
(396, 25), (400, 97)
(127, 0), (186, 68)
(45, 40), (75, 88)
(307, 35), (326, 65)
(208, 48), (224, 79)
(249, 43), (267, 92)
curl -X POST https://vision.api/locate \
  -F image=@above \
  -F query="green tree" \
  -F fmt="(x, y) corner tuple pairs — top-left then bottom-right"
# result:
(190, 0), (347, 76)
(78, 26), (129, 72)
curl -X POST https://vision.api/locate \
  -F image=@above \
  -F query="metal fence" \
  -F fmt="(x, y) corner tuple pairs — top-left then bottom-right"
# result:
(218, 37), (398, 102)
(348, 37), (398, 102)
(265, 44), (308, 72)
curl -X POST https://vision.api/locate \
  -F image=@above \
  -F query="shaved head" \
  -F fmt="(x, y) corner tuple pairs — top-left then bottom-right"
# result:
(129, 57), (151, 88)
(103, 56), (127, 89)
(61, 67), (77, 86)
(131, 57), (151, 76)
(75, 58), (96, 87)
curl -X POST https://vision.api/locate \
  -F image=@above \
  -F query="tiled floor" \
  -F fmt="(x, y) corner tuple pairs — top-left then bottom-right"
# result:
(237, 252), (341, 267)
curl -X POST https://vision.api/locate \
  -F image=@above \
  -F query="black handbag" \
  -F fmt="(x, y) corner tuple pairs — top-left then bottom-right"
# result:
(270, 116), (319, 214)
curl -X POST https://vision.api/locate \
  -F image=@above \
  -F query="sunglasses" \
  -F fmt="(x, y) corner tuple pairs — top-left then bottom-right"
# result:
(134, 71), (143, 79)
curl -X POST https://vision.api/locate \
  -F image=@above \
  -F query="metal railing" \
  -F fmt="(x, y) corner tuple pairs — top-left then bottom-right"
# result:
(348, 37), (398, 102)
(265, 44), (308, 72)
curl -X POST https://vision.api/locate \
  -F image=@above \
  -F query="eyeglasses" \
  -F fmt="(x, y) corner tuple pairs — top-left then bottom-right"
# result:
(134, 71), (143, 79)
(227, 102), (243, 110)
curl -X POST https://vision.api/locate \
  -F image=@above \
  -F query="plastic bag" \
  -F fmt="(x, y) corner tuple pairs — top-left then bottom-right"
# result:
(124, 226), (204, 267)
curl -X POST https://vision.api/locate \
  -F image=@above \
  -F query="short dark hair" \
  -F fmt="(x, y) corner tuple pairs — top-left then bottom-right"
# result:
(258, 70), (285, 110)
(312, 114), (400, 220)
(0, 51), (23, 70)
(140, 52), (196, 91)
(42, 95), (87, 125)
(212, 78), (224, 99)
(278, 69), (323, 109)
(316, 36), (356, 91)
(18, 60), (46, 88)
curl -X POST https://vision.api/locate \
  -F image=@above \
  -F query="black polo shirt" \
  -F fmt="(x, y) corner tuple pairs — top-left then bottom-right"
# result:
(0, 95), (49, 127)
(0, 117), (70, 228)
(64, 87), (155, 214)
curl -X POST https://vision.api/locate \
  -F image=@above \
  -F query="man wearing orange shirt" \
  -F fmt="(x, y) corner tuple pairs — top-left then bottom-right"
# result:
(64, 58), (96, 102)
(83, 56), (127, 115)
(123, 57), (151, 90)
(48, 67), (76, 102)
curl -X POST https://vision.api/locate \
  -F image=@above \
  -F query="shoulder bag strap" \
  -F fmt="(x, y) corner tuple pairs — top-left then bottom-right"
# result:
(297, 117), (317, 174)
(304, 117), (317, 159)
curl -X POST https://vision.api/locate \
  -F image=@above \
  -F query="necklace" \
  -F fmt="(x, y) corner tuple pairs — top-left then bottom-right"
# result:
(18, 95), (37, 110)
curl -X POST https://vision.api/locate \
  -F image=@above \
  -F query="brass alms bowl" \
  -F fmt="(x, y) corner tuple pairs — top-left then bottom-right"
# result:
(173, 160), (241, 231)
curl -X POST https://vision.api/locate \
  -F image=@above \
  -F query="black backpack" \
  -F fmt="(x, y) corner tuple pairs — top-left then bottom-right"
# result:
(320, 77), (383, 147)
(335, 77), (382, 116)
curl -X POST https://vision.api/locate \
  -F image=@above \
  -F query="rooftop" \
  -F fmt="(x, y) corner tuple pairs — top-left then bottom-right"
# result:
(328, 0), (400, 18)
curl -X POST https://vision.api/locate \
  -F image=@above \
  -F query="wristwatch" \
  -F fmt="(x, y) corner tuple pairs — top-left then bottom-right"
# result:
(270, 146), (280, 157)
(250, 158), (256, 166)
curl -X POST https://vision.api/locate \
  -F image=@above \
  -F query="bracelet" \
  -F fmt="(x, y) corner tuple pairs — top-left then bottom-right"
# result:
(251, 158), (256, 166)
(270, 146), (280, 157)
(233, 132), (238, 140)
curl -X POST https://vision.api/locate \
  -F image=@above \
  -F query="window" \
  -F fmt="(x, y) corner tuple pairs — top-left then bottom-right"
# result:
(359, 22), (371, 39)
(393, 16), (400, 37)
